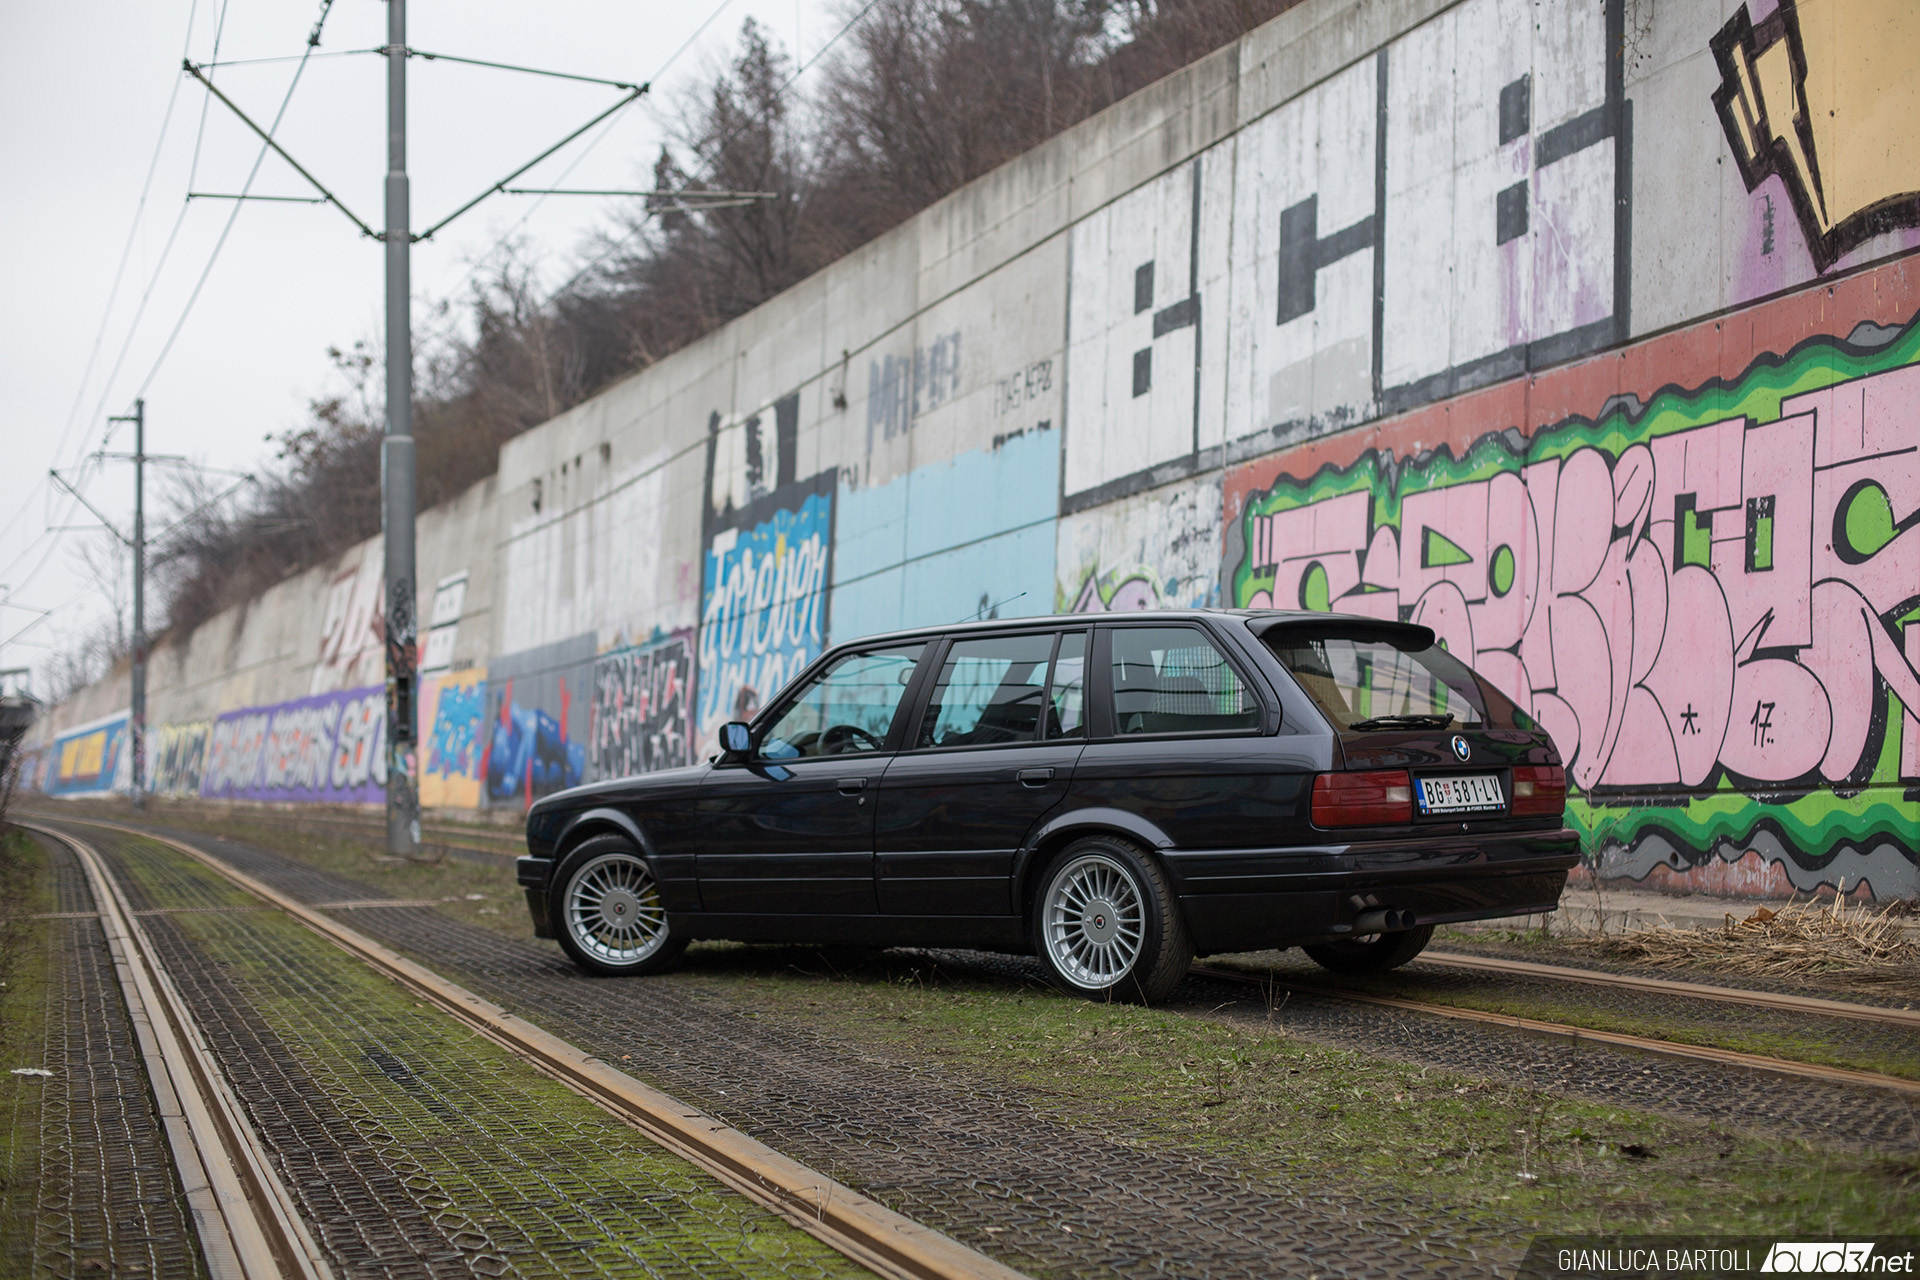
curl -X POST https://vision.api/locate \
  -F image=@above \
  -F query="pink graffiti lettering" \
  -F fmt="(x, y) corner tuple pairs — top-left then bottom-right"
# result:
(1245, 364), (1920, 791)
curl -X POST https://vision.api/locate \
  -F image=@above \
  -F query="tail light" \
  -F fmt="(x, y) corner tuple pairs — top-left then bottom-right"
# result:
(1511, 764), (1567, 817)
(1311, 770), (1412, 827)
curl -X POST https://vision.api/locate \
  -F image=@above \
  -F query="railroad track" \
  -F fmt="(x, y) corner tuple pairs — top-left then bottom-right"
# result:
(1415, 948), (1920, 1029)
(1187, 963), (1920, 1096)
(24, 817), (1028, 1280)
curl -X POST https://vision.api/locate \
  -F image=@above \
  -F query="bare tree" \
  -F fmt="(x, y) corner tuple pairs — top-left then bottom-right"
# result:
(152, 0), (1304, 639)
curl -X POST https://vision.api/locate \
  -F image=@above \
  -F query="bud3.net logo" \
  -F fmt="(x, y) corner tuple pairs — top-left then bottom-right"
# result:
(1761, 1244), (1915, 1274)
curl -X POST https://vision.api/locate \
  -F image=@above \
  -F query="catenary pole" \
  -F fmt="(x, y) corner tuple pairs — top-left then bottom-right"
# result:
(131, 399), (146, 810)
(383, 0), (420, 856)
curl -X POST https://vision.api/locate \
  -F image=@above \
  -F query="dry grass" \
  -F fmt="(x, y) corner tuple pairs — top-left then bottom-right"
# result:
(1569, 893), (1920, 987)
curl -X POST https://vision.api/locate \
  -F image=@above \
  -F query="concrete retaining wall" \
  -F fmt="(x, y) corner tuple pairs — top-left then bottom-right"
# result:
(19, 0), (1920, 900)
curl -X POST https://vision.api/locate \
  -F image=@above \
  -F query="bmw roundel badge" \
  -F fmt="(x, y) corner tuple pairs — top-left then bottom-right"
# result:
(1450, 734), (1471, 762)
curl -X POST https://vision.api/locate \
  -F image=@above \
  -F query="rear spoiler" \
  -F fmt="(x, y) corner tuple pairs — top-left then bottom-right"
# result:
(1243, 614), (1437, 653)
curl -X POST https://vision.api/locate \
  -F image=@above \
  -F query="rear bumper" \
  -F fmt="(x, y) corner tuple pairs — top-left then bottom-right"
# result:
(1166, 827), (1579, 953)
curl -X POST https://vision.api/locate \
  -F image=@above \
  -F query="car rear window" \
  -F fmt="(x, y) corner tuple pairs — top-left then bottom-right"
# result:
(1109, 626), (1260, 736)
(1265, 630), (1503, 731)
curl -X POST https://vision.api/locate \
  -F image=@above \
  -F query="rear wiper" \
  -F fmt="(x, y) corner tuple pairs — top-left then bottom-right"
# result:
(1347, 714), (1455, 731)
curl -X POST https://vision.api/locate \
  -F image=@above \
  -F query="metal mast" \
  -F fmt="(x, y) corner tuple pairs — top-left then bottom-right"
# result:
(383, 0), (420, 855)
(131, 399), (146, 809)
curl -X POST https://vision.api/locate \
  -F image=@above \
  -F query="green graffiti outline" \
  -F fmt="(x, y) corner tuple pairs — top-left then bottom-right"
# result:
(1229, 307), (1920, 870)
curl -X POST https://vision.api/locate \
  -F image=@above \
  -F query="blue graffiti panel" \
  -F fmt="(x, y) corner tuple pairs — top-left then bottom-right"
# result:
(698, 489), (833, 741)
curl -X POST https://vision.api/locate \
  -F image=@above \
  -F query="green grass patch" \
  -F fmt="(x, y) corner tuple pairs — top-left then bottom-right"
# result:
(115, 835), (868, 1279)
(0, 828), (56, 1266)
(672, 945), (1920, 1238)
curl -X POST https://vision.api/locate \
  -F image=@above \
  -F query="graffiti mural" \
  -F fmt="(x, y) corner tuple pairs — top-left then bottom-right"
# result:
(419, 669), (485, 809)
(200, 687), (388, 804)
(699, 474), (834, 746)
(47, 712), (129, 796)
(1228, 292), (1920, 899)
(150, 720), (211, 797)
(868, 332), (962, 448)
(1712, 0), (1920, 273)
(1056, 474), (1221, 613)
(589, 632), (695, 780)
(310, 540), (385, 695)
(482, 635), (591, 809)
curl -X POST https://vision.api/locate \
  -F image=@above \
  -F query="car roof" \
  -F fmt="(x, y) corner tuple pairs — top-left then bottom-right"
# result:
(824, 608), (1406, 652)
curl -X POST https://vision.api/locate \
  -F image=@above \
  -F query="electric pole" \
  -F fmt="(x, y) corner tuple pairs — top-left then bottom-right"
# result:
(132, 399), (145, 810)
(384, 0), (421, 857)
(104, 400), (148, 809)
(178, 2), (666, 858)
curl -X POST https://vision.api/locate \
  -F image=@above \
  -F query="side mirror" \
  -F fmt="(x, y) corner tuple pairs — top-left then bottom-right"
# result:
(719, 722), (753, 755)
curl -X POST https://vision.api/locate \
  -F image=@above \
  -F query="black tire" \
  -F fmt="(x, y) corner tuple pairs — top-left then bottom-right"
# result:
(549, 834), (687, 977)
(1302, 923), (1434, 974)
(1031, 835), (1192, 1004)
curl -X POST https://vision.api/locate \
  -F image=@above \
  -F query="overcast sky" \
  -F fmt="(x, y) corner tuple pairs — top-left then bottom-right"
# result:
(0, 0), (836, 690)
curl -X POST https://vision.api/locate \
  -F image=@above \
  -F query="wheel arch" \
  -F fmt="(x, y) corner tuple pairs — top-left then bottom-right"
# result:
(553, 807), (657, 865)
(1012, 807), (1178, 922)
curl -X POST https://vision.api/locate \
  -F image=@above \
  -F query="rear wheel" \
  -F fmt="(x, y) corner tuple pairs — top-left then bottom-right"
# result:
(551, 835), (686, 976)
(1302, 924), (1433, 974)
(1032, 836), (1191, 1004)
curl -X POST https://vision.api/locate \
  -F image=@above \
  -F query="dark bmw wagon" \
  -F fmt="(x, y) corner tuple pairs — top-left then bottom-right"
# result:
(516, 611), (1578, 1002)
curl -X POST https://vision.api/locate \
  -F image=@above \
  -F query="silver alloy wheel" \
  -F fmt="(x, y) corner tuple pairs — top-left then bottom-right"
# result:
(1040, 853), (1147, 989)
(563, 851), (670, 967)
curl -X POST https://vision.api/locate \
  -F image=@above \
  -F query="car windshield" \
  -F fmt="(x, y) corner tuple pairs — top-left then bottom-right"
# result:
(1265, 630), (1498, 731)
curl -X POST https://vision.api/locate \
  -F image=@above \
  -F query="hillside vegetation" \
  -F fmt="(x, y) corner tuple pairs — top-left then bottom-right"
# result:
(151, 0), (1303, 641)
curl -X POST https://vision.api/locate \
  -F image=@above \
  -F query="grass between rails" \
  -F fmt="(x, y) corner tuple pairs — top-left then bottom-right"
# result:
(0, 829), (55, 1268)
(667, 945), (1920, 1239)
(1204, 948), (1920, 1082)
(102, 834), (870, 1280)
(35, 801), (531, 939)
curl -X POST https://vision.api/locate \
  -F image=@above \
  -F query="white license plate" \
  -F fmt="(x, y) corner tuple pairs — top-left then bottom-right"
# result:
(1416, 774), (1505, 814)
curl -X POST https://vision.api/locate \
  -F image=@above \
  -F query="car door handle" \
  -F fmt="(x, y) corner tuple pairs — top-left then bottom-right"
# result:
(837, 777), (868, 796)
(1017, 768), (1054, 787)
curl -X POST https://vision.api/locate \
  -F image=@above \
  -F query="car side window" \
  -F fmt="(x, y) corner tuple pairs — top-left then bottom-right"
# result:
(1046, 631), (1087, 738)
(917, 634), (1054, 748)
(1109, 626), (1260, 736)
(760, 644), (925, 759)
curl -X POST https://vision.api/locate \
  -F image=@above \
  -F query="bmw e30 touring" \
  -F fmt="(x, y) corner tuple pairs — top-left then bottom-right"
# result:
(516, 610), (1578, 1003)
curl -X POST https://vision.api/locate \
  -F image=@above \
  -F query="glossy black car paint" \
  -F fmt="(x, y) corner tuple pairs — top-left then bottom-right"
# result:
(518, 610), (1580, 955)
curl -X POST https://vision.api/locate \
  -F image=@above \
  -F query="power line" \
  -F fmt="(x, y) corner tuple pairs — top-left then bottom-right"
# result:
(185, 0), (234, 193)
(0, 0), (204, 561)
(130, 0), (338, 405)
(445, 0), (739, 301)
(460, 0), (876, 343)
(3, 1), (332, 664)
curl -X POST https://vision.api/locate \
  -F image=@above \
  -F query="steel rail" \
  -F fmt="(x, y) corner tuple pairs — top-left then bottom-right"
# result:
(1418, 948), (1920, 1029)
(1187, 964), (1920, 1096)
(22, 821), (334, 1280)
(50, 814), (1031, 1280)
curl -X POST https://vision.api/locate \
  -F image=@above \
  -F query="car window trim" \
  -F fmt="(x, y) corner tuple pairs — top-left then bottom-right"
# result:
(899, 626), (1081, 755)
(1039, 627), (1091, 742)
(734, 639), (935, 764)
(1090, 619), (1269, 742)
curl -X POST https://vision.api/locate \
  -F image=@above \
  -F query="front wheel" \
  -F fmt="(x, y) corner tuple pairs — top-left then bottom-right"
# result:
(1032, 837), (1192, 1004)
(551, 835), (686, 976)
(1302, 924), (1433, 974)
